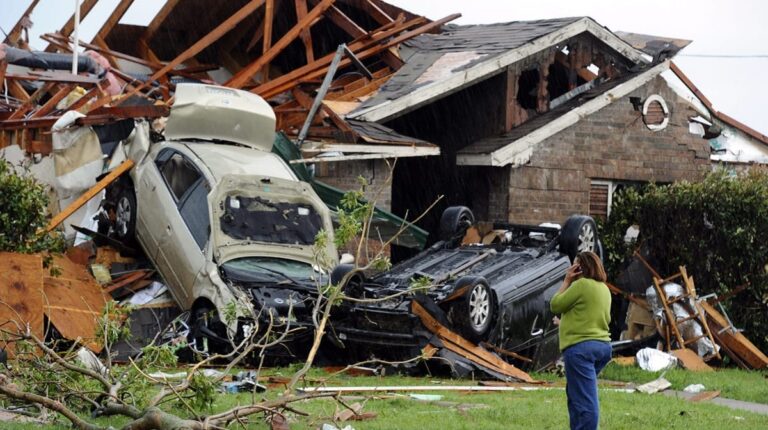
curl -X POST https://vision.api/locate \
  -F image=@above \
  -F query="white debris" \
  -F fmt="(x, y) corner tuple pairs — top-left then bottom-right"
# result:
(636, 347), (678, 372)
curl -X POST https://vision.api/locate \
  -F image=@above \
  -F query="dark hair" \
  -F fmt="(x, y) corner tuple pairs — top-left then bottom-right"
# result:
(576, 251), (607, 282)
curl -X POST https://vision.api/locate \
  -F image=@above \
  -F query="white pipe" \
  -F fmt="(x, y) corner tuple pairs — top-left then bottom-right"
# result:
(72, 0), (80, 75)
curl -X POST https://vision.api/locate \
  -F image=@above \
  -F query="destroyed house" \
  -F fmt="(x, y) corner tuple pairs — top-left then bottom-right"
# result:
(2, 2), (766, 251)
(311, 16), (768, 251)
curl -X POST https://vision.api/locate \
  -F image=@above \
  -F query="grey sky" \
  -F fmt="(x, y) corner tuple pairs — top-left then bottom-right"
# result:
(3, 0), (765, 135)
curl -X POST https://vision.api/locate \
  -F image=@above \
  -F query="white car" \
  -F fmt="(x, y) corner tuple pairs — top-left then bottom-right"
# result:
(105, 84), (336, 355)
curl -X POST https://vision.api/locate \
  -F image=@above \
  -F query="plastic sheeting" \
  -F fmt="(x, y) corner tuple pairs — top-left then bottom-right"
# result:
(636, 347), (678, 371)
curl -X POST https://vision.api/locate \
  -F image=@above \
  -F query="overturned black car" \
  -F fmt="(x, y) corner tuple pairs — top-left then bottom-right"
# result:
(328, 207), (601, 370)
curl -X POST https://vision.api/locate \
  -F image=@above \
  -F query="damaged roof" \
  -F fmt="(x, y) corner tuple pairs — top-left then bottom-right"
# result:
(347, 16), (649, 123)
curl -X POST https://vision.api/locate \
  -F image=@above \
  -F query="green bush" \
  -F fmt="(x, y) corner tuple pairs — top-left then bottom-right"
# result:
(0, 160), (64, 253)
(602, 168), (768, 352)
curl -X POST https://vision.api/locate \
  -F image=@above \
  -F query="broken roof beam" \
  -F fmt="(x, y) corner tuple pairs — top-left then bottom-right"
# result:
(295, 0), (316, 63)
(45, 0), (101, 52)
(112, 0), (267, 106)
(252, 14), (420, 98)
(315, 0), (403, 69)
(227, 0), (336, 89)
(255, 13), (459, 99)
(261, 0), (276, 81)
(4, 0), (41, 46)
(93, 0), (135, 42)
(344, 0), (394, 25)
(143, 0), (183, 43)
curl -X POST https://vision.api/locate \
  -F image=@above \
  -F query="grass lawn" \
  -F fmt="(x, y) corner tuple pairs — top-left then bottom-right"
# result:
(3, 364), (767, 429)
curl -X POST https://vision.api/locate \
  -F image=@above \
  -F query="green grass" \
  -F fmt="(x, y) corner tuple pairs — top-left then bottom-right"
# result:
(3, 365), (768, 429)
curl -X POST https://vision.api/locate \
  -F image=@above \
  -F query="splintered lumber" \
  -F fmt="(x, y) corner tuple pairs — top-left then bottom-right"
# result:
(227, 0), (336, 88)
(670, 349), (713, 372)
(93, 0), (135, 42)
(122, 0), (267, 101)
(46, 159), (135, 233)
(700, 301), (768, 369)
(254, 14), (458, 98)
(411, 300), (534, 383)
(0, 253), (44, 357)
(4, 0), (41, 45)
(43, 255), (109, 352)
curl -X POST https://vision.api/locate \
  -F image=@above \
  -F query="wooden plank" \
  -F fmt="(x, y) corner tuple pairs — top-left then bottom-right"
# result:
(103, 270), (151, 294)
(46, 160), (135, 233)
(611, 356), (636, 366)
(45, 0), (100, 52)
(253, 15), (424, 98)
(144, 0), (183, 42)
(411, 300), (534, 382)
(670, 349), (713, 372)
(295, 0), (316, 63)
(688, 390), (721, 403)
(653, 275), (684, 350)
(8, 80), (30, 102)
(123, 0), (267, 100)
(360, 0), (394, 25)
(700, 302), (768, 369)
(43, 255), (109, 352)
(228, 0), (335, 89)
(93, 0), (135, 42)
(261, 0), (275, 80)
(31, 84), (74, 118)
(7, 82), (56, 120)
(0, 253), (44, 357)
(3, 0), (41, 45)
(322, 3), (367, 38)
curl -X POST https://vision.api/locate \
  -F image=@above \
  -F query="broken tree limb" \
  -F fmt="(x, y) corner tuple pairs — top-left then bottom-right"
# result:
(45, 159), (135, 233)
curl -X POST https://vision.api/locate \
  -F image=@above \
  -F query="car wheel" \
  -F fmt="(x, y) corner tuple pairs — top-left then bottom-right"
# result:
(449, 278), (494, 343)
(114, 184), (137, 242)
(560, 215), (598, 261)
(330, 264), (365, 298)
(439, 206), (474, 243)
(188, 305), (230, 356)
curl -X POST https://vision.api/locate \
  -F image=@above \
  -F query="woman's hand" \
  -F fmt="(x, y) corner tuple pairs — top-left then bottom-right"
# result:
(564, 263), (582, 284)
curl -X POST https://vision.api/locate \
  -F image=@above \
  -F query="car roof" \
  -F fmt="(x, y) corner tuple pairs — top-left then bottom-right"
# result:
(177, 142), (298, 182)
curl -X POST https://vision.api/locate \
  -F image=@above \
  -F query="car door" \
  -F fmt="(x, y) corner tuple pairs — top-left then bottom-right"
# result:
(135, 148), (209, 308)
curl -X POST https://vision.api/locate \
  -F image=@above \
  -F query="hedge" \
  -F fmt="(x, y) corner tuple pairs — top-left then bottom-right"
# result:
(602, 168), (768, 354)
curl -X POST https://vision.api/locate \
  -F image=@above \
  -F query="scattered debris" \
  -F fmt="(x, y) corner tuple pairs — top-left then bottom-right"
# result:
(636, 377), (672, 394)
(671, 349), (713, 372)
(636, 348), (678, 372)
(683, 384), (706, 394)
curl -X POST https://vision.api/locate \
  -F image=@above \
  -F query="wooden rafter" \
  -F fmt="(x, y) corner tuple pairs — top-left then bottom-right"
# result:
(45, 0), (100, 52)
(347, 0), (393, 25)
(317, 1), (403, 69)
(226, 0), (336, 89)
(8, 82), (55, 120)
(3, 0), (41, 45)
(295, 0), (316, 63)
(31, 85), (74, 118)
(143, 0), (183, 43)
(93, 0), (135, 42)
(261, 0), (276, 80)
(113, 0), (266, 106)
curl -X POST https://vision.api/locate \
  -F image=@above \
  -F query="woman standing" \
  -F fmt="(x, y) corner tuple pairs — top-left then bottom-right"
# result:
(550, 251), (612, 430)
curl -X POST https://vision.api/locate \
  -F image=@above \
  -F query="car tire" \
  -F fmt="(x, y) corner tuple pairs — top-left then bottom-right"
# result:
(188, 305), (229, 356)
(449, 278), (494, 343)
(114, 182), (137, 242)
(439, 206), (474, 243)
(330, 264), (365, 298)
(559, 215), (598, 261)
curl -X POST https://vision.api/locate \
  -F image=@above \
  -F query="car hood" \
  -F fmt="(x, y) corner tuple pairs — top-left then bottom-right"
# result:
(165, 83), (275, 152)
(210, 174), (337, 267)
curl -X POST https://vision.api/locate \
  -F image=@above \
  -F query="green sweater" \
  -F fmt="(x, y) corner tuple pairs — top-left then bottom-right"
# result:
(550, 278), (611, 351)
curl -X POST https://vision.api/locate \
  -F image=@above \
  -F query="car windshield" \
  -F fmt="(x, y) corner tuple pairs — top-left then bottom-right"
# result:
(220, 257), (322, 284)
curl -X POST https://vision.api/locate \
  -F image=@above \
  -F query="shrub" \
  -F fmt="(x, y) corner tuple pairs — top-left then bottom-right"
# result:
(0, 160), (65, 253)
(602, 168), (768, 352)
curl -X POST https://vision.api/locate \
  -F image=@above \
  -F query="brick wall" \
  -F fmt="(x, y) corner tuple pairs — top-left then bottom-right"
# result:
(506, 75), (712, 225)
(314, 159), (393, 211)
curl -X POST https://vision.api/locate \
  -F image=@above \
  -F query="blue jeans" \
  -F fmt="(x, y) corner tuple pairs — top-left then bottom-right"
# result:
(563, 340), (612, 430)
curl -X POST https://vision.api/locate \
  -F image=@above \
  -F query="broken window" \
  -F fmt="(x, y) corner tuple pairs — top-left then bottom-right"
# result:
(157, 151), (202, 201)
(547, 61), (570, 100)
(220, 196), (323, 245)
(516, 69), (539, 110)
(155, 149), (210, 249)
(590, 180), (645, 219)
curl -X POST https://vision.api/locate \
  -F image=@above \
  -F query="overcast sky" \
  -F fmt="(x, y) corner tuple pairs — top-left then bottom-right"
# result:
(2, 0), (766, 135)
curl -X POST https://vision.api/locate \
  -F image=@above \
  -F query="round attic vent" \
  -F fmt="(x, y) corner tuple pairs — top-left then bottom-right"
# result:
(642, 95), (669, 131)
